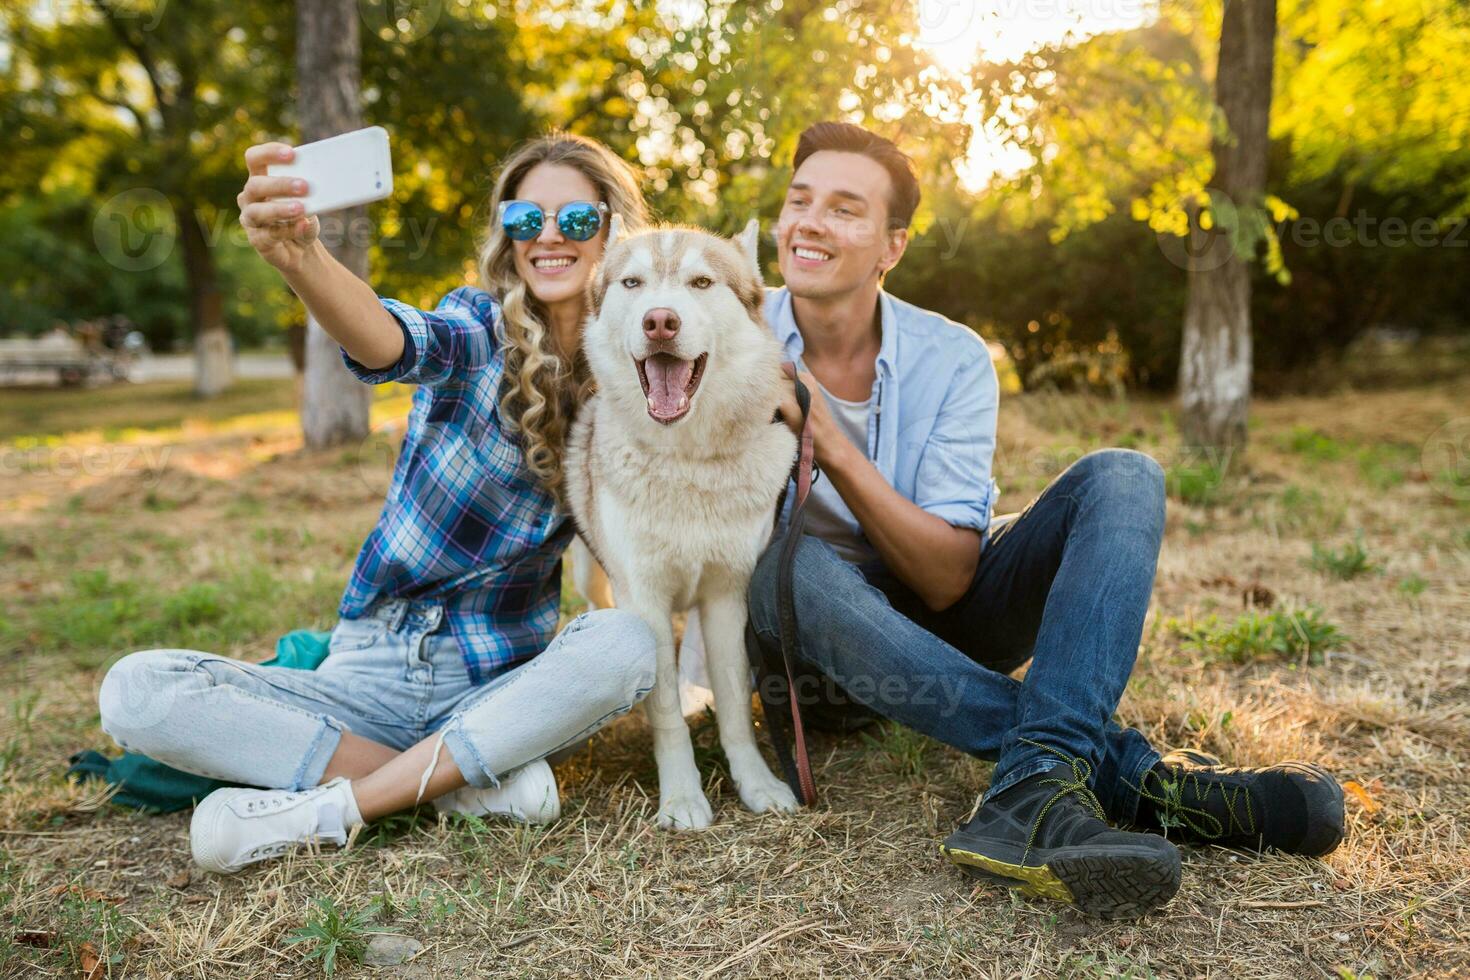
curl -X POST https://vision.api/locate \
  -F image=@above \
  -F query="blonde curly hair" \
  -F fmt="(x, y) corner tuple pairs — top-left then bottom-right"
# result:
(478, 133), (648, 504)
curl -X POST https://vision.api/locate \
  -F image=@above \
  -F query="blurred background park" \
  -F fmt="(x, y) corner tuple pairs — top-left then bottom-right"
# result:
(3, 0), (1467, 403)
(2, 2), (1468, 978)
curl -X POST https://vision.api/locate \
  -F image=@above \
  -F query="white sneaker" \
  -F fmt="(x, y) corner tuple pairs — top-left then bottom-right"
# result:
(433, 759), (560, 825)
(190, 777), (363, 874)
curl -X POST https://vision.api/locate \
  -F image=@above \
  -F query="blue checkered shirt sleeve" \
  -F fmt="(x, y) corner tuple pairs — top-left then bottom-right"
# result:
(341, 286), (496, 387)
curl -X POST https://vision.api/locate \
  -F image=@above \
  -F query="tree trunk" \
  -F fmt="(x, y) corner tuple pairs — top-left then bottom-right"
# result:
(176, 200), (234, 398)
(296, 0), (371, 449)
(1178, 0), (1277, 455)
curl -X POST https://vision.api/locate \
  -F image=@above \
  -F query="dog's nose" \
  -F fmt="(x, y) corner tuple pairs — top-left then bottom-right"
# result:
(642, 308), (681, 341)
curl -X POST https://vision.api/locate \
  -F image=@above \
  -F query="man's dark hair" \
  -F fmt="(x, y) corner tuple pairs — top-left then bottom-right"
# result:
(792, 122), (920, 231)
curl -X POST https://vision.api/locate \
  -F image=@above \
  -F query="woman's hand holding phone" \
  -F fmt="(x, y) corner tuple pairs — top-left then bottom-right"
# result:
(235, 140), (404, 371)
(238, 142), (321, 274)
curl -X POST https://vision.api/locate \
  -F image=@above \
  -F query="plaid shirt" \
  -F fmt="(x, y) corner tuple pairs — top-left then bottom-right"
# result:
(339, 286), (572, 685)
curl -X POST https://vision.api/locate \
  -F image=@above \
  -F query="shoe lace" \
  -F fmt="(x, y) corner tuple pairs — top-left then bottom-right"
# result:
(1019, 739), (1106, 864)
(239, 793), (346, 863)
(1135, 766), (1256, 840)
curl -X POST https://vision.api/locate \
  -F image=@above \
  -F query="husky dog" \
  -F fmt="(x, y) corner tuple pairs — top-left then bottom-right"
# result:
(566, 217), (799, 830)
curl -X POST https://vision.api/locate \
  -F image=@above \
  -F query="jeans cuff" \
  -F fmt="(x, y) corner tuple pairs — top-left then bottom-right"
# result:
(982, 757), (1068, 806)
(293, 716), (346, 791)
(439, 720), (500, 790)
(1117, 744), (1163, 824)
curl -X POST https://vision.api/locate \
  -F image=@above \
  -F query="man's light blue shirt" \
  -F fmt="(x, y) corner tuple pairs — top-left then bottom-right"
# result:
(764, 286), (999, 551)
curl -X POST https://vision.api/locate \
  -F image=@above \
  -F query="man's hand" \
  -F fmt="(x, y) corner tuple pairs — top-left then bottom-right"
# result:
(775, 362), (981, 611)
(776, 362), (855, 471)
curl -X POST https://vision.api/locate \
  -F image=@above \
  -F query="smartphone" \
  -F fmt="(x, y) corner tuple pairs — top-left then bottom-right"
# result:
(267, 125), (393, 216)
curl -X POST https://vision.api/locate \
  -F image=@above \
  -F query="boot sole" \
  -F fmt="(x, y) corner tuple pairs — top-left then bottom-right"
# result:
(940, 840), (1181, 919)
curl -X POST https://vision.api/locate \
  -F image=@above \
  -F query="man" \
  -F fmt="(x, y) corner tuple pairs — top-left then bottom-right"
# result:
(750, 122), (1345, 919)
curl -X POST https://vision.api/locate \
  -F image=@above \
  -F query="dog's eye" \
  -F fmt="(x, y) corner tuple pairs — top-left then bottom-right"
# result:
(690, 276), (713, 290)
(620, 277), (642, 289)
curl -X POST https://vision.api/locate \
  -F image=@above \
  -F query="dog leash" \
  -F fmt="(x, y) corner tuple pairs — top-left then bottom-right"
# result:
(746, 370), (819, 807)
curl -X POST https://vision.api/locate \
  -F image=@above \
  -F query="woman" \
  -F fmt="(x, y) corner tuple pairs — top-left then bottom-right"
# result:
(98, 134), (655, 874)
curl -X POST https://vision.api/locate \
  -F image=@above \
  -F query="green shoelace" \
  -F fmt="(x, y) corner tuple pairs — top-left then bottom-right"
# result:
(1018, 739), (1107, 863)
(1134, 767), (1257, 840)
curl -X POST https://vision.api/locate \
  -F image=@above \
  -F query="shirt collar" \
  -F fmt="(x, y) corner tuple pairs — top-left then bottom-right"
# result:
(771, 287), (897, 381)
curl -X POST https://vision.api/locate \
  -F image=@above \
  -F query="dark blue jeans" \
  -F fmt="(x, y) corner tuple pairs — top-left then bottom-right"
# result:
(748, 449), (1165, 824)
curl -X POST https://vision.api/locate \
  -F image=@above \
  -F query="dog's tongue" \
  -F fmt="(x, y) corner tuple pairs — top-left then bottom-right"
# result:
(643, 353), (693, 418)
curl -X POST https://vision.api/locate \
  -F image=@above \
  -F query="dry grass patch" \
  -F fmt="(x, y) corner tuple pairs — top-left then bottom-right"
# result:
(1, 376), (1467, 977)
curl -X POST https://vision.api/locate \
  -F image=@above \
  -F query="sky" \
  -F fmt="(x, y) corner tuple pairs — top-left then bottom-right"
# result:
(912, 0), (1158, 186)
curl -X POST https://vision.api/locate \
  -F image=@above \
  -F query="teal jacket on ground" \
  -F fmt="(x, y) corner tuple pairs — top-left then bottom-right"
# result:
(68, 630), (333, 813)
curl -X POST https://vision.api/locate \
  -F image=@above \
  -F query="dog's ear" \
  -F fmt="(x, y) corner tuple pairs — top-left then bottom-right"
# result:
(735, 218), (761, 275)
(606, 212), (625, 249)
(587, 268), (607, 318)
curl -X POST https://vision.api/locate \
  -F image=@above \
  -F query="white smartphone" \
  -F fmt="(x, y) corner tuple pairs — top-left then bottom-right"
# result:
(267, 125), (393, 216)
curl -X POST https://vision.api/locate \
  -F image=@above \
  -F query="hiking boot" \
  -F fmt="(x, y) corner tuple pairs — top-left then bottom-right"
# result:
(1137, 749), (1346, 856)
(433, 759), (561, 824)
(941, 759), (1181, 919)
(190, 778), (363, 874)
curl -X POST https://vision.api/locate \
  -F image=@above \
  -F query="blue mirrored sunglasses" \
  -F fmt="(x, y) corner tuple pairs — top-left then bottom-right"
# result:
(497, 200), (609, 242)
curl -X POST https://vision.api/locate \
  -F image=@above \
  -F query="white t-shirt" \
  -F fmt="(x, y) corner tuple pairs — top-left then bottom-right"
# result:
(800, 368), (876, 565)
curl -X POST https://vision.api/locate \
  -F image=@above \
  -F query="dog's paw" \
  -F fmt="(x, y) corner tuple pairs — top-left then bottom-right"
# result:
(736, 771), (799, 815)
(655, 791), (714, 831)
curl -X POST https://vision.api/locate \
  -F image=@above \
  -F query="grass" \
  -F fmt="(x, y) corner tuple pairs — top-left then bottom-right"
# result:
(1166, 605), (1349, 665)
(1165, 458), (1228, 506)
(1309, 536), (1376, 581)
(0, 378), (295, 444)
(287, 896), (383, 977)
(862, 721), (935, 780)
(1270, 484), (1346, 536)
(1279, 425), (1349, 463)
(0, 373), (1467, 977)
(1397, 574), (1428, 598)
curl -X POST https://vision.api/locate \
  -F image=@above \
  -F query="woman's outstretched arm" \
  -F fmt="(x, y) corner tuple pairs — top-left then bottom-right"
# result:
(238, 141), (403, 371)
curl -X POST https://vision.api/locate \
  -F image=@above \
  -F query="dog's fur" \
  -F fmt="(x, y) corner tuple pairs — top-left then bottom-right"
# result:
(566, 217), (798, 829)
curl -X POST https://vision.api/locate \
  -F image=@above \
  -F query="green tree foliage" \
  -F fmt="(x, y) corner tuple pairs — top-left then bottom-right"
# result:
(1276, 0), (1470, 208)
(0, 0), (295, 354)
(1, 0), (1465, 383)
(907, 0), (1470, 389)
